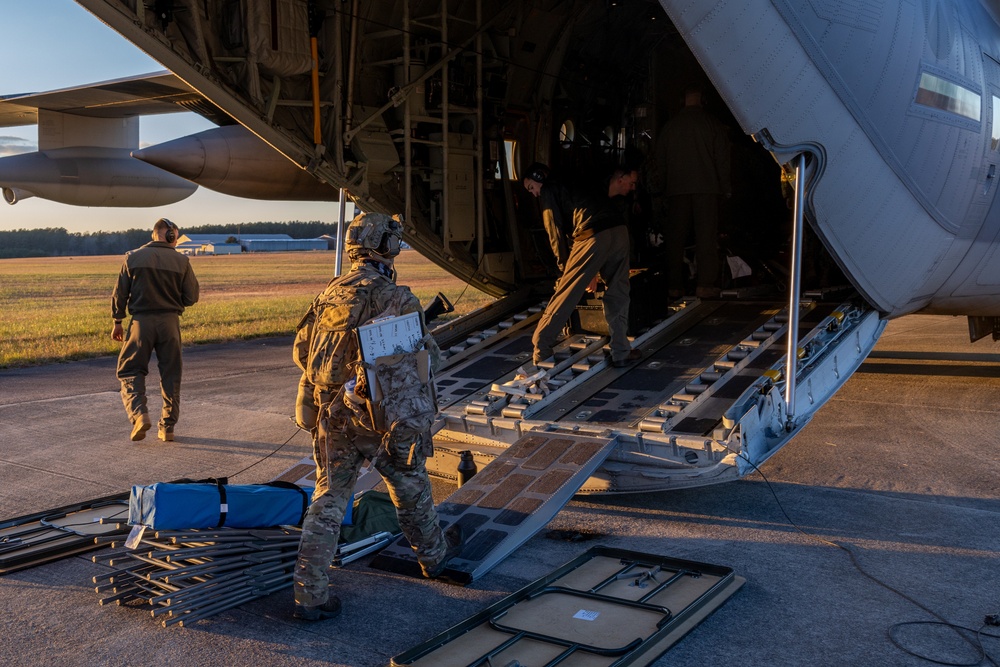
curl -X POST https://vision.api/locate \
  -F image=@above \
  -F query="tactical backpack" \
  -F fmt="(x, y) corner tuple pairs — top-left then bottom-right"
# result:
(296, 272), (438, 450)
(294, 274), (379, 388)
(344, 325), (439, 448)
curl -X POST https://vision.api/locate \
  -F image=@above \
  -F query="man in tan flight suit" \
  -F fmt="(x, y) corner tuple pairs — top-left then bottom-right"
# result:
(111, 218), (199, 442)
(524, 166), (642, 368)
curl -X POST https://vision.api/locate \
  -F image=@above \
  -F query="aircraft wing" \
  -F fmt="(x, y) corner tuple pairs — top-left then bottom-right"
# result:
(0, 71), (232, 127)
(0, 71), (215, 206)
(0, 69), (332, 205)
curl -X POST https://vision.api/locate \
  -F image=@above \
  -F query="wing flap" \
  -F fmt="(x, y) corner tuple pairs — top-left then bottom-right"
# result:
(0, 71), (230, 127)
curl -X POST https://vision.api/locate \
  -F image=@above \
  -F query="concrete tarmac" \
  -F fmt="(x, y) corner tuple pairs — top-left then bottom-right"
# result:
(1, 315), (998, 666)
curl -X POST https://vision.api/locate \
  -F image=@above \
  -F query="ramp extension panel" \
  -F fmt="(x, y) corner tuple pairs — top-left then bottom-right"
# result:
(392, 546), (744, 666)
(371, 432), (618, 584)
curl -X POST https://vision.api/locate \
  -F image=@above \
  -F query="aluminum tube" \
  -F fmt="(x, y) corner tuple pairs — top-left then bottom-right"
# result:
(784, 153), (806, 423)
(336, 189), (347, 276)
(404, 0), (412, 225)
(475, 0), (484, 263)
(344, 0), (360, 131)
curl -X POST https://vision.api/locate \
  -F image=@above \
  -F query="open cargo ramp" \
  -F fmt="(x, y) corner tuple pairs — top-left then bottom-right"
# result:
(426, 291), (886, 495)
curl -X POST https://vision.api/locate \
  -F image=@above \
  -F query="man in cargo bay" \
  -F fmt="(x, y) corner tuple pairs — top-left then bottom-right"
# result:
(523, 163), (642, 368)
(291, 212), (463, 621)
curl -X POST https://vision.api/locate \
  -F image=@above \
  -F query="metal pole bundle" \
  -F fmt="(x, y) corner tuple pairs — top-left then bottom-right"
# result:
(92, 528), (395, 627)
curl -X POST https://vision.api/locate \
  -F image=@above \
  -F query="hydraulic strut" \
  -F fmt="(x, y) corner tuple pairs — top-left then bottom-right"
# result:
(784, 153), (806, 428)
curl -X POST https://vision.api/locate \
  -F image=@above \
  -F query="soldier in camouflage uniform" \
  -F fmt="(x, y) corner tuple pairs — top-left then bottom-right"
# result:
(291, 212), (463, 621)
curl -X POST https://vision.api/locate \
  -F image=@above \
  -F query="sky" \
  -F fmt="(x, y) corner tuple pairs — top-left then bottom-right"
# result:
(0, 1), (346, 234)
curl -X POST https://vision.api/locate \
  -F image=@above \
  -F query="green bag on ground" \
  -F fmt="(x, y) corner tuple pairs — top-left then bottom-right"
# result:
(339, 490), (400, 543)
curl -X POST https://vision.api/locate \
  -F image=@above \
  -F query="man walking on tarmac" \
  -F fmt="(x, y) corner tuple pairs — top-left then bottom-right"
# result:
(291, 212), (464, 621)
(111, 218), (199, 442)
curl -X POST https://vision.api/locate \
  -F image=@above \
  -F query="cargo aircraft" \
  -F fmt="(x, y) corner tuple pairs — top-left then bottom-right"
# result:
(8, 0), (1000, 504)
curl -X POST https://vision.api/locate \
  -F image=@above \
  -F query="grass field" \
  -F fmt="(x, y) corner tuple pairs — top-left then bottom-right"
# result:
(0, 250), (494, 368)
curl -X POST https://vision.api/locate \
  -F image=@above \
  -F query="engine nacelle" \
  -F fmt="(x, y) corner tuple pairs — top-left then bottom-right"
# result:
(132, 125), (339, 201)
(2, 187), (33, 205)
(0, 148), (197, 207)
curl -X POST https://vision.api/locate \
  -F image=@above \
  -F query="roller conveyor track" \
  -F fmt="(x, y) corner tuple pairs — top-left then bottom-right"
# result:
(433, 294), (850, 437)
(435, 299), (815, 430)
(640, 301), (839, 435)
(434, 303), (546, 409)
(495, 334), (615, 419)
(433, 299), (689, 419)
(529, 301), (786, 427)
(428, 289), (882, 495)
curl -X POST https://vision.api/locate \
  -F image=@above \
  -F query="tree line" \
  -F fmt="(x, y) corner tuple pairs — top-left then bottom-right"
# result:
(0, 221), (337, 259)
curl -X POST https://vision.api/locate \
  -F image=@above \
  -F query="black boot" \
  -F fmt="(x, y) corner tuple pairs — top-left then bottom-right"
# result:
(424, 523), (466, 578)
(293, 595), (343, 621)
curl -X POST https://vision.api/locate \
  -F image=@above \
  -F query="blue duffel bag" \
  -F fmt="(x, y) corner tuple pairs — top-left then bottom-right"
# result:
(128, 480), (341, 530)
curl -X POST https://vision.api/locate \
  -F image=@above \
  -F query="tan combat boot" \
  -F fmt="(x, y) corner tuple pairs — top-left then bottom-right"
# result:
(130, 414), (151, 441)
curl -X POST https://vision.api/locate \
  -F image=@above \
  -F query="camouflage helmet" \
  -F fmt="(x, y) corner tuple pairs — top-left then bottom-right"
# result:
(345, 212), (403, 261)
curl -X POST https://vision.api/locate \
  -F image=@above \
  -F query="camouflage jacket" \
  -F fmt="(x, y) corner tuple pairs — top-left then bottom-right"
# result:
(293, 260), (441, 429)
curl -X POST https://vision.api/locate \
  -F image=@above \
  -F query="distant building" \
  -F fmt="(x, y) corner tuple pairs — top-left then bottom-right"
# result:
(177, 233), (327, 255)
(318, 233), (339, 250)
(242, 238), (327, 252)
(202, 242), (242, 255)
(316, 234), (410, 252)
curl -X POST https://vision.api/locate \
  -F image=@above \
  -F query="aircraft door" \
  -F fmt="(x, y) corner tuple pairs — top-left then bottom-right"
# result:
(967, 56), (1000, 223)
(938, 55), (1000, 301)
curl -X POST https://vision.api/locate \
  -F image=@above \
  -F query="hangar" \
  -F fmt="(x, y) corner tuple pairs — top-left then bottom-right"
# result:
(177, 233), (328, 255)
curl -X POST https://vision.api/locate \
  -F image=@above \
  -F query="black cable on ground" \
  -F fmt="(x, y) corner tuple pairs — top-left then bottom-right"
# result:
(228, 422), (305, 481)
(726, 444), (1000, 666)
(61, 424), (305, 528)
(443, 252), (488, 314)
(888, 621), (1000, 666)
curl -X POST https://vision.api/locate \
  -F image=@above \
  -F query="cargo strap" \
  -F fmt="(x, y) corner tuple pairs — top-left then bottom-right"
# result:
(265, 481), (311, 525)
(215, 480), (229, 527)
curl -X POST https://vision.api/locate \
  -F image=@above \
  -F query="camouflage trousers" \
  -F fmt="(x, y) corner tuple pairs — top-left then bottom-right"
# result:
(293, 401), (447, 608)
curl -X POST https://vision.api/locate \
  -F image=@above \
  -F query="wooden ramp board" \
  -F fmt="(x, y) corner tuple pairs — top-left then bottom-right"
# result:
(370, 432), (618, 584)
(391, 546), (744, 666)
